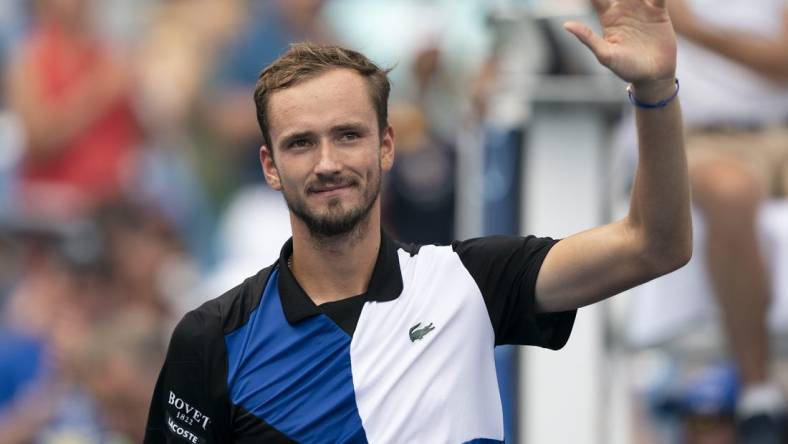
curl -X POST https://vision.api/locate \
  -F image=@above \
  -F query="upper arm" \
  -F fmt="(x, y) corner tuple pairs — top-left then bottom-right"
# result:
(535, 219), (681, 313)
(452, 236), (575, 349)
(144, 310), (230, 443)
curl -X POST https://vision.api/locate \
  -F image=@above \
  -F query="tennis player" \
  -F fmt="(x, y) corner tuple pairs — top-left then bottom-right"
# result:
(145, 0), (690, 442)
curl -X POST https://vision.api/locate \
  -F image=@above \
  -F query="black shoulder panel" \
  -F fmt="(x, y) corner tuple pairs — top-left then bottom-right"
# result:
(195, 265), (275, 335)
(451, 235), (575, 348)
(145, 307), (232, 442)
(144, 265), (276, 443)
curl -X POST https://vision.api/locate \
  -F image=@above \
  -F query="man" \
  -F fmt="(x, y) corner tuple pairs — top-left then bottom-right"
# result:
(145, 0), (691, 442)
(666, 0), (788, 440)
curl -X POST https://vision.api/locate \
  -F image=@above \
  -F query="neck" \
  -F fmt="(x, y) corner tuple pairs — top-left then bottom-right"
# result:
(289, 208), (381, 305)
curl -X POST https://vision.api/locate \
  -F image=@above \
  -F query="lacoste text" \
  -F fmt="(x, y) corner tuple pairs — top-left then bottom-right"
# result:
(168, 416), (201, 444)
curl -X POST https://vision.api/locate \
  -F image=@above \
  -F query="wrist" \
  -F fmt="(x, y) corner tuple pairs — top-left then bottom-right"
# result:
(630, 78), (678, 103)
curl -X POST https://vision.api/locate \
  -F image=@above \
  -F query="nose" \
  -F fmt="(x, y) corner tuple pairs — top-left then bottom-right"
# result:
(314, 140), (342, 177)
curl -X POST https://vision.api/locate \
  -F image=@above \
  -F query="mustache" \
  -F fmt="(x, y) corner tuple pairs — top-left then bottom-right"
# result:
(306, 176), (358, 193)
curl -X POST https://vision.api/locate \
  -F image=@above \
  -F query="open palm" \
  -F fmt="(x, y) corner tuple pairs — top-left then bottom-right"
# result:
(565, 0), (677, 85)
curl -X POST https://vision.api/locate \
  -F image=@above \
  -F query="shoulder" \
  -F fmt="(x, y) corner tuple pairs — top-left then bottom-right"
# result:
(451, 234), (554, 252)
(393, 235), (558, 270)
(450, 235), (558, 267)
(170, 265), (276, 354)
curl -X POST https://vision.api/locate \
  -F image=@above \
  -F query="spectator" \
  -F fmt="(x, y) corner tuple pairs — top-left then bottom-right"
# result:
(94, 199), (197, 320)
(132, 0), (240, 266)
(0, 227), (109, 443)
(383, 102), (456, 245)
(667, 0), (788, 440)
(6, 0), (141, 218)
(76, 311), (165, 443)
(205, 0), (336, 190)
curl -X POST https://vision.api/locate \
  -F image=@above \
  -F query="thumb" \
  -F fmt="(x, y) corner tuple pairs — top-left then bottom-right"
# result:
(563, 21), (611, 67)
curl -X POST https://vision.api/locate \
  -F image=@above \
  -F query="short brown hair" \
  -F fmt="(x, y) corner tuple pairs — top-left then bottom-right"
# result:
(254, 42), (392, 153)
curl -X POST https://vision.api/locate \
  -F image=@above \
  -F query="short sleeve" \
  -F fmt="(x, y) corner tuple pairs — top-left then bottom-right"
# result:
(144, 310), (231, 443)
(452, 235), (576, 348)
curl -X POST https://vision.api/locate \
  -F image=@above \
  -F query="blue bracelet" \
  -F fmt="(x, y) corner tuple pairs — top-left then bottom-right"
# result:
(627, 79), (680, 109)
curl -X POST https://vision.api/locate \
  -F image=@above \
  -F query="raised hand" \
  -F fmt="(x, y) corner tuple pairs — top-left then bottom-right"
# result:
(564, 0), (677, 87)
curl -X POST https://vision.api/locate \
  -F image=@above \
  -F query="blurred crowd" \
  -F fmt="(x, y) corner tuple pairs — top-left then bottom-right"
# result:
(1, 0), (786, 443)
(0, 0), (519, 442)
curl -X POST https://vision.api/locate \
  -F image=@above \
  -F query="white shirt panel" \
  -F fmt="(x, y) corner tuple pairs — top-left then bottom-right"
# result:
(350, 246), (504, 443)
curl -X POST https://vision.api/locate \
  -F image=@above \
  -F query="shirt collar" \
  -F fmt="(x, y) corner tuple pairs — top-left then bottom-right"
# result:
(277, 231), (404, 325)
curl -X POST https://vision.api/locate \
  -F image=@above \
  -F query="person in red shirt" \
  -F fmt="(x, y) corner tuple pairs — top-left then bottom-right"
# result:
(6, 0), (140, 216)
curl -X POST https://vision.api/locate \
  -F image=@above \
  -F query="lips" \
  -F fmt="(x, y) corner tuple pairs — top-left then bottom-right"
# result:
(312, 184), (350, 193)
(308, 180), (357, 195)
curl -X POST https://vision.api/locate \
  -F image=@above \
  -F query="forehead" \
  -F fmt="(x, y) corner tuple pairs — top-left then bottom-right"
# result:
(267, 68), (377, 140)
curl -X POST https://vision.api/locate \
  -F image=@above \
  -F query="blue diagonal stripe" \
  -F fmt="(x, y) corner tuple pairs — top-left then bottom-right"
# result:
(225, 269), (367, 443)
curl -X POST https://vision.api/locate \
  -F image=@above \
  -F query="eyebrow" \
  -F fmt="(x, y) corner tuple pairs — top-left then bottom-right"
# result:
(331, 123), (369, 135)
(278, 131), (316, 148)
(278, 122), (371, 147)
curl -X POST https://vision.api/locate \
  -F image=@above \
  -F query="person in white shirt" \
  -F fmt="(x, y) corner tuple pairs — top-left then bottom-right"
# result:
(668, 0), (788, 440)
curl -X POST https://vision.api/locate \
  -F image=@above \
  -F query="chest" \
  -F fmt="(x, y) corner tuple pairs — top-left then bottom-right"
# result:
(224, 252), (503, 442)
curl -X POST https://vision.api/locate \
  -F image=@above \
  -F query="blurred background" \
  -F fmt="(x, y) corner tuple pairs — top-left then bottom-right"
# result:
(0, 0), (786, 443)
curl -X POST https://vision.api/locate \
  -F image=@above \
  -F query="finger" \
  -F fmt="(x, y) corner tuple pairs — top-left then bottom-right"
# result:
(563, 21), (611, 67)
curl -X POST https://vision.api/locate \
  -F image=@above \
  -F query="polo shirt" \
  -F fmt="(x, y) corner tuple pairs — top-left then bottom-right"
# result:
(144, 232), (576, 443)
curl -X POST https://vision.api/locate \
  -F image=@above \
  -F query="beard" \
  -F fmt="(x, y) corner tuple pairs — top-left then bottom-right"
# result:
(282, 170), (381, 239)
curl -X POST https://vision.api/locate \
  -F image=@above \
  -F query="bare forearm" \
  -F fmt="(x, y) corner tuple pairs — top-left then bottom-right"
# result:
(22, 86), (119, 156)
(684, 26), (788, 82)
(627, 79), (692, 271)
(8, 60), (127, 158)
(535, 0), (691, 312)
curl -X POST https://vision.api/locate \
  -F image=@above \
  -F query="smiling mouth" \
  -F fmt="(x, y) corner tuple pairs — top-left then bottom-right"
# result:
(308, 182), (356, 196)
(313, 184), (349, 192)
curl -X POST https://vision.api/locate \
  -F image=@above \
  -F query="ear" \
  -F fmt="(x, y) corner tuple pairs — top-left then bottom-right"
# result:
(380, 125), (395, 172)
(260, 145), (282, 190)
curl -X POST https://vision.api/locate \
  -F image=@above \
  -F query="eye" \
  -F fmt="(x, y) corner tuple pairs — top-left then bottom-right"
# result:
(287, 138), (313, 149)
(339, 131), (360, 142)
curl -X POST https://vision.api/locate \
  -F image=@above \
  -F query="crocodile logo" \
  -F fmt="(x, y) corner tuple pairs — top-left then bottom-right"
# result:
(409, 322), (435, 342)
